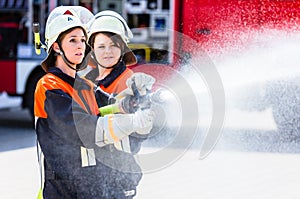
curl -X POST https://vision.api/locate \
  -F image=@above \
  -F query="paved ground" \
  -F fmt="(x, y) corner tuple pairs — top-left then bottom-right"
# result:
(1, 145), (300, 199)
(1, 108), (300, 199)
(136, 149), (300, 199)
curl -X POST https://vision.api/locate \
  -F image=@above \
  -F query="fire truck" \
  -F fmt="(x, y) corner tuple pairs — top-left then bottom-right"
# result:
(0, 0), (101, 115)
(0, 0), (170, 116)
(0, 0), (299, 134)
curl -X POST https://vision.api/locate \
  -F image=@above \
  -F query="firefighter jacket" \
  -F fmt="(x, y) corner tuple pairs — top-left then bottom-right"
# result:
(34, 67), (142, 198)
(83, 62), (148, 154)
(83, 61), (134, 106)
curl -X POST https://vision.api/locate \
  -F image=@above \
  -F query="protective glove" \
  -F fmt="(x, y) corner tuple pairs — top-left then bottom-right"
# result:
(114, 73), (155, 101)
(126, 72), (156, 96)
(109, 73), (155, 114)
(97, 109), (154, 145)
(132, 108), (154, 135)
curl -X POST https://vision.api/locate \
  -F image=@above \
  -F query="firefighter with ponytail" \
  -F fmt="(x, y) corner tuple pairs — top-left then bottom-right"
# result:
(34, 6), (154, 198)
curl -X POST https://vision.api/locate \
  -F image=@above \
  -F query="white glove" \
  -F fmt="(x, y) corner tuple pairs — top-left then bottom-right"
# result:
(132, 108), (154, 135)
(112, 73), (155, 113)
(126, 72), (156, 96)
(97, 109), (154, 145)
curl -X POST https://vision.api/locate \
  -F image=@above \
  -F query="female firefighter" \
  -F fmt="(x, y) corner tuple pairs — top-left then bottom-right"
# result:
(80, 9), (155, 153)
(80, 10), (155, 107)
(77, 10), (156, 197)
(34, 6), (154, 199)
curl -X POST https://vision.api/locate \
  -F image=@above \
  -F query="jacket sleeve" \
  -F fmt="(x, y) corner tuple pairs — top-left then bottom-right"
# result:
(43, 89), (140, 150)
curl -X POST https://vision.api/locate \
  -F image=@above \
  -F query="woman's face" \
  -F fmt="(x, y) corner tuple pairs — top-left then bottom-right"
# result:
(59, 28), (86, 65)
(93, 33), (122, 68)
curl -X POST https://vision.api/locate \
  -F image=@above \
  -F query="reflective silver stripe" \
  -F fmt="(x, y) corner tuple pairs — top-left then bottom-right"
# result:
(96, 116), (117, 145)
(80, 147), (96, 167)
(37, 141), (45, 195)
(114, 141), (123, 151)
(95, 117), (132, 153)
(36, 118), (45, 198)
(120, 136), (131, 153)
(95, 117), (106, 147)
(113, 137), (131, 153)
(34, 116), (38, 129)
(124, 189), (136, 197)
(95, 85), (111, 98)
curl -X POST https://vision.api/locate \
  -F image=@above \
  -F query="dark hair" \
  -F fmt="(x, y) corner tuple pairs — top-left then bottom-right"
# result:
(41, 50), (56, 72)
(88, 31), (125, 51)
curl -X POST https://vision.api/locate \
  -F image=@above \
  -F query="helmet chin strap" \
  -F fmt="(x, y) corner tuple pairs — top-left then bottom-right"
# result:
(61, 52), (78, 71)
(91, 51), (123, 69)
(57, 42), (86, 72)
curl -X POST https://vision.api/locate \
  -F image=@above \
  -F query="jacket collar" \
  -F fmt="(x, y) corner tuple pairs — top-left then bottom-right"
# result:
(48, 67), (90, 90)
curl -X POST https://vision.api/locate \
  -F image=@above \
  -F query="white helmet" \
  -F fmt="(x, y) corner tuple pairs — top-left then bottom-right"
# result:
(42, 6), (94, 72)
(88, 10), (137, 66)
(88, 10), (133, 43)
(45, 6), (93, 53)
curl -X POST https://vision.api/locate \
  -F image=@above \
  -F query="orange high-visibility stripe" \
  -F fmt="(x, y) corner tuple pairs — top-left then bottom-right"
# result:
(35, 73), (99, 118)
(108, 115), (119, 142)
